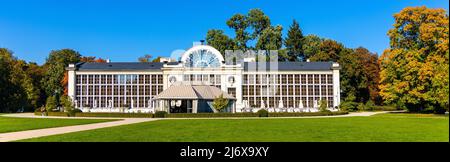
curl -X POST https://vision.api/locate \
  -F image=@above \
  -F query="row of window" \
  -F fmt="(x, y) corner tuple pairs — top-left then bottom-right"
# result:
(242, 85), (333, 96)
(182, 74), (222, 85)
(76, 85), (163, 96)
(76, 74), (163, 85)
(245, 97), (334, 108)
(243, 74), (333, 85)
(75, 97), (155, 108)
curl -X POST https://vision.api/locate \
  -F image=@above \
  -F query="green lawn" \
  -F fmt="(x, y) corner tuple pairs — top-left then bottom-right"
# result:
(0, 116), (117, 133)
(19, 113), (448, 142)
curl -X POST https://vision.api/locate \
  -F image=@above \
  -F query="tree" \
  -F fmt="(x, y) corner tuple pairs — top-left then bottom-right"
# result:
(226, 14), (250, 51)
(247, 9), (271, 40)
(379, 6), (449, 113)
(0, 48), (41, 112)
(212, 94), (229, 112)
(42, 49), (81, 101)
(256, 25), (283, 51)
(302, 35), (323, 60)
(206, 29), (235, 55)
(309, 39), (343, 62)
(138, 54), (153, 62)
(284, 20), (304, 61)
(80, 56), (107, 63)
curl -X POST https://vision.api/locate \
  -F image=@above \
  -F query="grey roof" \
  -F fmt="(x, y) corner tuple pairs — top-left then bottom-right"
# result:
(75, 62), (178, 71)
(243, 62), (334, 71)
(73, 61), (335, 71)
(154, 82), (235, 100)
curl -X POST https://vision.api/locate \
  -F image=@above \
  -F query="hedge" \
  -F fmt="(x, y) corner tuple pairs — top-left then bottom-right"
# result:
(74, 112), (154, 118)
(35, 111), (348, 118)
(34, 111), (70, 117)
(371, 106), (399, 111)
(166, 113), (259, 118)
(268, 111), (348, 117)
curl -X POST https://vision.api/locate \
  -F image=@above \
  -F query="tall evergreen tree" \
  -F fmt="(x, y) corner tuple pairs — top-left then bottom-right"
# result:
(284, 20), (304, 61)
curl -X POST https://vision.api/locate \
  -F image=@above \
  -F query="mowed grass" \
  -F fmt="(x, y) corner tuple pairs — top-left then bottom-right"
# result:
(0, 116), (117, 133)
(20, 113), (448, 142)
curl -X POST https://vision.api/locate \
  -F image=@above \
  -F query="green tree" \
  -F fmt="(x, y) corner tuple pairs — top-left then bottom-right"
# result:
(226, 14), (250, 51)
(302, 35), (323, 60)
(284, 20), (304, 61)
(212, 94), (229, 112)
(42, 49), (81, 100)
(256, 25), (283, 51)
(0, 48), (40, 112)
(379, 6), (449, 113)
(206, 29), (235, 55)
(247, 8), (271, 40)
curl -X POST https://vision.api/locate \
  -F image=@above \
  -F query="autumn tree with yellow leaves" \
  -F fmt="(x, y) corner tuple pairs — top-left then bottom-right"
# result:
(379, 6), (449, 113)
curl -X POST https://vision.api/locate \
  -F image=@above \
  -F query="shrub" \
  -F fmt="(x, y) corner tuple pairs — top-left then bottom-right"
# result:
(47, 112), (70, 117)
(45, 96), (57, 112)
(212, 94), (229, 112)
(357, 103), (365, 111)
(339, 101), (358, 112)
(75, 112), (153, 118)
(319, 100), (330, 112)
(364, 100), (375, 111)
(60, 96), (74, 113)
(268, 111), (348, 117)
(154, 111), (168, 118)
(257, 109), (269, 117)
(67, 109), (82, 117)
(166, 113), (258, 118)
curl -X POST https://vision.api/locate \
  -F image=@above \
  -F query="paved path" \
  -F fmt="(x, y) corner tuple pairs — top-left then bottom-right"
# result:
(0, 113), (156, 142)
(0, 111), (392, 142)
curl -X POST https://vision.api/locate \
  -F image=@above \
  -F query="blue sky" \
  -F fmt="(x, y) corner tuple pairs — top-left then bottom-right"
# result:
(0, 0), (448, 65)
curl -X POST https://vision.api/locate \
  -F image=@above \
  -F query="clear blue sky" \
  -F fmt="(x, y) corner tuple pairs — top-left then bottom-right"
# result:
(0, 0), (448, 65)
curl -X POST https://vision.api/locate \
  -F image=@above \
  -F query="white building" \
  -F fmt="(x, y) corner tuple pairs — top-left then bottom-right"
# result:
(66, 44), (341, 113)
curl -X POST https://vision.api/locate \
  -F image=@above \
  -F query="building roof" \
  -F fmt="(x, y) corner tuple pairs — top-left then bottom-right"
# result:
(74, 62), (178, 71)
(243, 62), (335, 71)
(72, 61), (337, 71)
(154, 82), (235, 100)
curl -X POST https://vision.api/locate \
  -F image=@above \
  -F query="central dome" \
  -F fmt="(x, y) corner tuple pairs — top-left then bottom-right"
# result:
(181, 45), (224, 68)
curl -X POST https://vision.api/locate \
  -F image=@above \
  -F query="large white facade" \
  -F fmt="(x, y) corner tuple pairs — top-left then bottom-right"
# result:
(67, 44), (340, 113)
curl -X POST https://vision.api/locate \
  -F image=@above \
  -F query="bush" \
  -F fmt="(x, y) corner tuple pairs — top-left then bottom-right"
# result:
(364, 100), (375, 111)
(45, 96), (57, 112)
(357, 103), (365, 111)
(257, 109), (269, 117)
(319, 100), (330, 112)
(67, 109), (82, 117)
(268, 111), (348, 117)
(47, 112), (70, 117)
(166, 113), (258, 118)
(75, 112), (153, 118)
(154, 111), (168, 118)
(339, 101), (358, 112)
